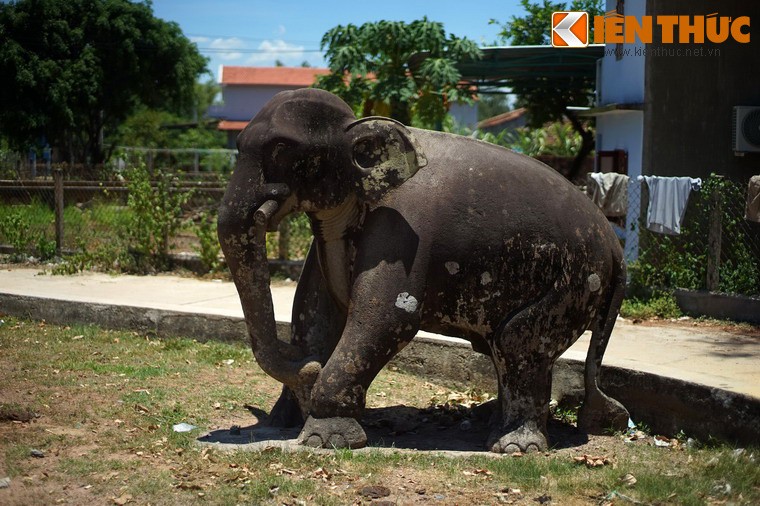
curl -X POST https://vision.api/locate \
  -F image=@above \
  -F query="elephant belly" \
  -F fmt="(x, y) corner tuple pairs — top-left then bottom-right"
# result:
(418, 238), (606, 354)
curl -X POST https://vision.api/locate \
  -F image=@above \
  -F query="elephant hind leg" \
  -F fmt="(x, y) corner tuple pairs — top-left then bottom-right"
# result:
(578, 266), (630, 433)
(486, 289), (573, 454)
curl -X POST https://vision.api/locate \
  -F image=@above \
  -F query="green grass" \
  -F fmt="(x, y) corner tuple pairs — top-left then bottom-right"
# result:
(621, 293), (682, 320)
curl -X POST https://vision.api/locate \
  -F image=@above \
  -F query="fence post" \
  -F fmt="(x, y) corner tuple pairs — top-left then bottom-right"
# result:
(54, 167), (64, 255)
(706, 179), (723, 291)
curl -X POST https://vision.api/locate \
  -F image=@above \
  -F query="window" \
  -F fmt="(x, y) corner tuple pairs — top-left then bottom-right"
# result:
(597, 149), (628, 174)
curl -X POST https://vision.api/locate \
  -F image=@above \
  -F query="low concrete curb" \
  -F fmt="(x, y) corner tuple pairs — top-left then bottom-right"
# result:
(2, 291), (759, 447)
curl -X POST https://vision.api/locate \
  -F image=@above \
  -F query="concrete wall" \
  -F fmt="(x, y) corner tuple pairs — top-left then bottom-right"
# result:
(643, 0), (760, 182)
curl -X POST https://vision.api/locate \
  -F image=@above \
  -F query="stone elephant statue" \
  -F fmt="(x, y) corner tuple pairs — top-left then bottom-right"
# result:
(218, 88), (629, 453)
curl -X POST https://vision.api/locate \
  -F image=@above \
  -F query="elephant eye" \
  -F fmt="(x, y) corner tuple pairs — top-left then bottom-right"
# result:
(271, 142), (288, 165)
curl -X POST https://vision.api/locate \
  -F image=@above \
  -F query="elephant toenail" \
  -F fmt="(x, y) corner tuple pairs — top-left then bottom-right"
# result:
(328, 434), (347, 448)
(305, 435), (323, 447)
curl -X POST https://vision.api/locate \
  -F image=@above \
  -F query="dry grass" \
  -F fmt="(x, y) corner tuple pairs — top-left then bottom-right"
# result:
(1, 316), (758, 505)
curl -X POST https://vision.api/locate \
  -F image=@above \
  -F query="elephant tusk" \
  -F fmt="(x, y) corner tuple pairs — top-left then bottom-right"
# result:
(254, 200), (280, 227)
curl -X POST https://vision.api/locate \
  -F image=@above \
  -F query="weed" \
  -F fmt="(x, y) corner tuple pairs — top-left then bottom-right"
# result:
(125, 163), (193, 270)
(621, 293), (682, 320)
(193, 211), (222, 273)
(0, 208), (34, 259)
(35, 234), (57, 260)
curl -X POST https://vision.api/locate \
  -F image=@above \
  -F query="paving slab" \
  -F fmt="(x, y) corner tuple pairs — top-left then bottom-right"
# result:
(1, 267), (758, 399)
(2, 266), (760, 445)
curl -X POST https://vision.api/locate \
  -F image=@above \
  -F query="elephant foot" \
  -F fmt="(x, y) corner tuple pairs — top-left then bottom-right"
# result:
(488, 421), (547, 454)
(298, 416), (367, 449)
(578, 392), (629, 434)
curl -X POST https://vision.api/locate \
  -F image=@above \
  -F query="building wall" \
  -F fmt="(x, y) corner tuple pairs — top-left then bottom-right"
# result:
(218, 85), (301, 122)
(449, 103), (478, 130)
(598, 111), (645, 179)
(643, 0), (760, 182)
(599, 0), (646, 105)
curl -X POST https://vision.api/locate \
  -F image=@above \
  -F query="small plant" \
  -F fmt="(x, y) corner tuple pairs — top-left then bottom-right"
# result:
(0, 209), (34, 260)
(193, 212), (222, 273)
(36, 235), (57, 261)
(621, 293), (682, 320)
(125, 164), (193, 270)
(51, 238), (133, 275)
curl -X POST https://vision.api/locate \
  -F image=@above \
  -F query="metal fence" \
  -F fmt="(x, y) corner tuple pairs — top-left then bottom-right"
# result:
(0, 168), (312, 270)
(2, 165), (759, 297)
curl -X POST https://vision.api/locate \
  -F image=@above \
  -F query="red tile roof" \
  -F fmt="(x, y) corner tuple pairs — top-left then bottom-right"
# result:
(221, 66), (330, 86)
(477, 107), (527, 129)
(218, 120), (250, 131)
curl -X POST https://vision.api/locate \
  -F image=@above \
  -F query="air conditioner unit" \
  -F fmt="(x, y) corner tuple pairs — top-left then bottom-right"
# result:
(733, 106), (760, 153)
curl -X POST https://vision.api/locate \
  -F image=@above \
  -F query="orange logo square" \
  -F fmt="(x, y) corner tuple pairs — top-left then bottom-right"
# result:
(552, 11), (589, 47)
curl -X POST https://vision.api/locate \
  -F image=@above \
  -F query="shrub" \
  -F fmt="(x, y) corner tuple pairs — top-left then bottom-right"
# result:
(125, 164), (193, 270)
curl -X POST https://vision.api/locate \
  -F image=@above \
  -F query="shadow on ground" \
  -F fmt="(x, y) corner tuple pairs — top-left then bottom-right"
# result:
(198, 404), (588, 454)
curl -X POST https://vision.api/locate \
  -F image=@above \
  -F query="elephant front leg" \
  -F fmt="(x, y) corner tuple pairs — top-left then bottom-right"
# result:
(268, 242), (346, 427)
(297, 277), (422, 449)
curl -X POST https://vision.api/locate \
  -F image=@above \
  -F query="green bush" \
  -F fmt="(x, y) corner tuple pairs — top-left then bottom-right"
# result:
(125, 164), (193, 270)
(0, 209), (34, 260)
(620, 294), (682, 320)
(36, 235), (57, 261)
(193, 212), (221, 273)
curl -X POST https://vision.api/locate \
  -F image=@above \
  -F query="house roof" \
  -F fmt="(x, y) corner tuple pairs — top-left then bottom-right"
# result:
(220, 66), (330, 86)
(218, 120), (251, 131)
(477, 107), (527, 129)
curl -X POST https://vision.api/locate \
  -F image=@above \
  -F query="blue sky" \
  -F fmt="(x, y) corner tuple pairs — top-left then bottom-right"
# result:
(151, 0), (526, 80)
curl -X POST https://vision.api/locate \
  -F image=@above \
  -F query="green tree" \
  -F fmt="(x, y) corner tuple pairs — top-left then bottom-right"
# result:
(0, 0), (207, 165)
(492, 0), (603, 180)
(315, 18), (481, 128)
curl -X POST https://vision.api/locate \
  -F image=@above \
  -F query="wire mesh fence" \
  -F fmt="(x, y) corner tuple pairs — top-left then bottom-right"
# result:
(608, 175), (760, 298)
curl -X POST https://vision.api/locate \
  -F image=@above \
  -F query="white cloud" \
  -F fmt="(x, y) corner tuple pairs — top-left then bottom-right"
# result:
(246, 39), (305, 65)
(189, 36), (209, 44)
(211, 37), (245, 61)
(277, 24), (286, 36)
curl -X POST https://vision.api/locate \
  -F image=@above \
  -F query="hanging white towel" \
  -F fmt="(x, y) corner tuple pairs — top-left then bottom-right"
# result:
(640, 176), (701, 235)
(586, 172), (629, 217)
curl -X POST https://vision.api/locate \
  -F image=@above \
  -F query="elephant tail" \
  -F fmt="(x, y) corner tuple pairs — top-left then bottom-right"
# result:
(578, 257), (630, 433)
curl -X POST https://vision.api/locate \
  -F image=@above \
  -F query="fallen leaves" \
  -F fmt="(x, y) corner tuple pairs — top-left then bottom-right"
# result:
(619, 473), (638, 487)
(463, 468), (493, 477)
(573, 454), (613, 468)
(112, 493), (132, 505)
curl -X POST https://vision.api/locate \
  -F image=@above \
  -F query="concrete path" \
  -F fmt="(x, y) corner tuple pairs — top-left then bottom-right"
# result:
(2, 267), (759, 399)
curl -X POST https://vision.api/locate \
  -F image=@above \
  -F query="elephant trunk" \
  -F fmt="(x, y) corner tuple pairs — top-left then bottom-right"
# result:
(218, 192), (321, 389)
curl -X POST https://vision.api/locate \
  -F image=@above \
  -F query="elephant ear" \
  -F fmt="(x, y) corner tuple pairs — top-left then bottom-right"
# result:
(345, 116), (428, 202)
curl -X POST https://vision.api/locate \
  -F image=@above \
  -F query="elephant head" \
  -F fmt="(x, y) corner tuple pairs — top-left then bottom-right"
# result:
(217, 88), (427, 392)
